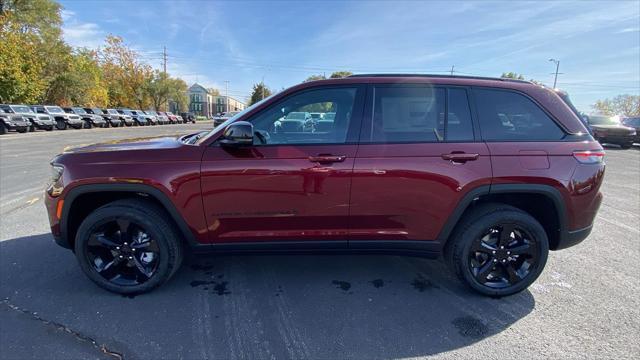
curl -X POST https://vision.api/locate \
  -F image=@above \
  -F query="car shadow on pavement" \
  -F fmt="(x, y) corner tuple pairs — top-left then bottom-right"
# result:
(1, 233), (535, 359)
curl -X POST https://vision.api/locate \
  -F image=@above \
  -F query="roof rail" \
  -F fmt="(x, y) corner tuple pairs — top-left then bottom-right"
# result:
(347, 73), (532, 84)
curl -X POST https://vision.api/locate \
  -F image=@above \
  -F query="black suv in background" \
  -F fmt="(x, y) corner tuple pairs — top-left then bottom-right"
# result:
(64, 107), (107, 129)
(584, 114), (636, 149)
(0, 108), (30, 134)
(32, 105), (84, 130)
(0, 104), (55, 131)
(622, 117), (640, 144)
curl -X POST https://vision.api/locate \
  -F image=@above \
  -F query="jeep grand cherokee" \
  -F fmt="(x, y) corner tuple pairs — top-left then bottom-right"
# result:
(45, 75), (604, 297)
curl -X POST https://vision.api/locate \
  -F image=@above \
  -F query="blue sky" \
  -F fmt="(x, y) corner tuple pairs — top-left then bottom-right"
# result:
(60, 0), (639, 111)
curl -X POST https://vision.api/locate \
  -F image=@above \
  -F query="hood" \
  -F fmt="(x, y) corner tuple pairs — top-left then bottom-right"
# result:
(63, 135), (184, 154)
(590, 124), (635, 134)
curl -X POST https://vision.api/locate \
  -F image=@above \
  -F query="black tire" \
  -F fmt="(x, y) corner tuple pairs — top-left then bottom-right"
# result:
(74, 199), (184, 295)
(444, 203), (549, 297)
(29, 125), (35, 132)
(17, 127), (28, 133)
(620, 143), (633, 149)
(84, 121), (93, 129)
(56, 119), (67, 130)
(0, 122), (6, 135)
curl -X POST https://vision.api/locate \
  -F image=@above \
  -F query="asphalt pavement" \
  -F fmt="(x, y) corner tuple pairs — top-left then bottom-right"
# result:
(1, 124), (639, 359)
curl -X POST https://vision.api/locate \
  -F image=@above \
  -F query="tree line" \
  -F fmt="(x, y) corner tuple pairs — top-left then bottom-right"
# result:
(246, 71), (353, 106)
(0, 0), (188, 111)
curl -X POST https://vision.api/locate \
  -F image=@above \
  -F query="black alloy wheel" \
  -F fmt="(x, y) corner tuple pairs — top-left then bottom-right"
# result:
(468, 223), (539, 289)
(85, 218), (160, 286)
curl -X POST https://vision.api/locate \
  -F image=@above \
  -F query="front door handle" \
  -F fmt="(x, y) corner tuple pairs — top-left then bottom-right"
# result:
(308, 155), (346, 164)
(441, 152), (479, 163)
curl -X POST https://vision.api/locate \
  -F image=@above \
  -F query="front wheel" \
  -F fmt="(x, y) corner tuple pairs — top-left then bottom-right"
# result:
(445, 204), (549, 297)
(56, 119), (67, 130)
(74, 199), (184, 295)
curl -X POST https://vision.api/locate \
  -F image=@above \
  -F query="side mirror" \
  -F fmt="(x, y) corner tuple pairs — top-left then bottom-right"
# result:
(220, 121), (254, 146)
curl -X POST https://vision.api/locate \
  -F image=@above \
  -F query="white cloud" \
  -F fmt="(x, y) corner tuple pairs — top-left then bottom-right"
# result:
(62, 22), (104, 49)
(60, 9), (75, 21)
(616, 27), (640, 34)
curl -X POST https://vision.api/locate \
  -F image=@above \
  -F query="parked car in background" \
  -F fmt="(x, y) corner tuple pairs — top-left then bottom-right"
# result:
(106, 108), (133, 126)
(621, 116), (640, 144)
(142, 110), (163, 125)
(64, 107), (106, 129)
(45, 75), (605, 297)
(153, 111), (170, 124)
(164, 111), (181, 124)
(84, 108), (119, 127)
(213, 111), (240, 127)
(0, 108), (30, 134)
(0, 104), (55, 131)
(117, 109), (146, 126)
(132, 110), (156, 125)
(180, 112), (196, 123)
(584, 114), (636, 149)
(32, 105), (83, 130)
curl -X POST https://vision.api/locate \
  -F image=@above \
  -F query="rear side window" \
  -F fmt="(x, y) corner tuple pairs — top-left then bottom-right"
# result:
(366, 86), (474, 143)
(474, 89), (565, 141)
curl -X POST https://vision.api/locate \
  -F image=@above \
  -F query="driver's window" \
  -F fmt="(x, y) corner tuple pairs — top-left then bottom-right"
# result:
(250, 87), (357, 145)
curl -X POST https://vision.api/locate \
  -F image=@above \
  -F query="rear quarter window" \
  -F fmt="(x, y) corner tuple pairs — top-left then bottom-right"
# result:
(474, 89), (565, 141)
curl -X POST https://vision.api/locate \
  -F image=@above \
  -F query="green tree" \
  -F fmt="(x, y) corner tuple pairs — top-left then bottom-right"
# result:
(248, 82), (272, 105)
(45, 48), (108, 106)
(329, 71), (352, 78)
(168, 77), (188, 112)
(592, 95), (640, 117)
(0, 14), (47, 103)
(501, 72), (525, 80)
(304, 74), (326, 82)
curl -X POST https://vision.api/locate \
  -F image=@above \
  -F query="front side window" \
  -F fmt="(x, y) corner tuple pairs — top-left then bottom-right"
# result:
(249, 87), (358, 145)
(474, 89), (565, 141)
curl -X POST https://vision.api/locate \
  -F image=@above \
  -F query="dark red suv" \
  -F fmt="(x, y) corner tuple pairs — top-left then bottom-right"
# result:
(45, 75), (605, 297)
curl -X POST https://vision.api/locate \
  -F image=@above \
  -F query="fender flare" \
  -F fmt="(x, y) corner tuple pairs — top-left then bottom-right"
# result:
(60, 183), (197, 246)
(435, 184), (568, 245)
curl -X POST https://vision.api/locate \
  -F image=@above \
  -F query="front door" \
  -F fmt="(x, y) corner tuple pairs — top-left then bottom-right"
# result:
(201, 85), (365, 245)
(349, 85), (492, 245)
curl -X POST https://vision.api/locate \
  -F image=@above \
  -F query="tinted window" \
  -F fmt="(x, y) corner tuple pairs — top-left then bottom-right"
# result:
(366, 86), (474, 143)
(249, 87), (357, 145)
(474, 89), (565, 141)
(447, 88), (474, 141)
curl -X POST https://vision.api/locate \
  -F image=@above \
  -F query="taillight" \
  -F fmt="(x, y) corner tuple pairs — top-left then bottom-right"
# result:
(573, 150), (605, 164)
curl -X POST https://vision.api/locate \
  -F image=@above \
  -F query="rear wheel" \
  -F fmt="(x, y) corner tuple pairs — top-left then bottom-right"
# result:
(0, 122), (6, 134)
(74, 199), (184, 295)
(29, 125), (35, 132)
(445, 204), (549, 297)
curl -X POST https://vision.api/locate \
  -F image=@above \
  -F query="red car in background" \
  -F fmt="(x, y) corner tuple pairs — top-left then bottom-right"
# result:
(45, 74), (604, 297)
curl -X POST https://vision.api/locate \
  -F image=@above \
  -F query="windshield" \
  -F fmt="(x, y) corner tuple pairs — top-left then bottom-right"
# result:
(108, 109), (119, 115)
(588, 115), (620, 125)
(286, 112), (307, 120)
(92, 108), (103, 114)
(146, 111), (156, 115)
(46, 106), (64, 114)
(122, 109), (133, 115)
(72, 107), (87, 114)
(11, 105), (33, 113)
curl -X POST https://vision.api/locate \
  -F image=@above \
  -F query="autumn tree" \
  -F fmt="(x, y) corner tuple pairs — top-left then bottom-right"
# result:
(248, 82), (272, 105)
(305, 74), (326, 82)
(592, 95), (640, 117)
(99, 35), (153, 109)
(501, 72), (525, 80)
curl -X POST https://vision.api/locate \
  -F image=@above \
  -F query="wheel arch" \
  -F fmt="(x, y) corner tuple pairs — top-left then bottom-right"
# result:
(61, 184), (197, 250)
(437, 184), (567, 250)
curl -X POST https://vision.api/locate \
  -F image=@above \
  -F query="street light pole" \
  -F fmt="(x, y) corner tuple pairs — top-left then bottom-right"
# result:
(549, 58), (560, 88)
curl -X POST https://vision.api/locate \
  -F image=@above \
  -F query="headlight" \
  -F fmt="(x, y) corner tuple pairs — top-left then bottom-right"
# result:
(47, 164), (64, 197)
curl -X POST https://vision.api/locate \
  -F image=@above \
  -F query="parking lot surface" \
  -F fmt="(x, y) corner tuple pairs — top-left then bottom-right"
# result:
(1, 125), (639, 359)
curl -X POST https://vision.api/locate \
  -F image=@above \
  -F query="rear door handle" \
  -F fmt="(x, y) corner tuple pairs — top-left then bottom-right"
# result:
(308, 155), (346, 164)
(441, 153), (479, 163)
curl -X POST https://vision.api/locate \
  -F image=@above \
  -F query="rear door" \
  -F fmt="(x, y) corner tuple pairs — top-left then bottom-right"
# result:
(349, 84), (492, 247)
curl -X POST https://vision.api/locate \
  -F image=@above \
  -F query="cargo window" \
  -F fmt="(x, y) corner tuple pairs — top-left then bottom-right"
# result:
(474, 89), (565, 141)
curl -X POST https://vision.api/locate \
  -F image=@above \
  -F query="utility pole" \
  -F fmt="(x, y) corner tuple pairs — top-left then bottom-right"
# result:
(450, 65), (455, 76)
(549, 58), (560, 88)
(162, 46), (168, 111)
(224, 80), (229, 113)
